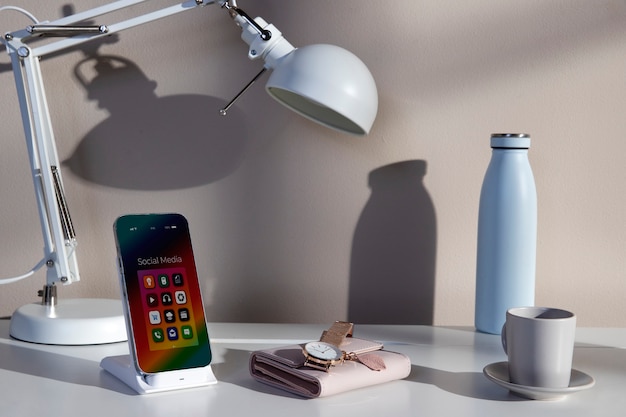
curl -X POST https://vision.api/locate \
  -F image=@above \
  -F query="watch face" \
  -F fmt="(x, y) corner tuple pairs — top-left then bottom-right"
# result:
(304, 341), (343, 361)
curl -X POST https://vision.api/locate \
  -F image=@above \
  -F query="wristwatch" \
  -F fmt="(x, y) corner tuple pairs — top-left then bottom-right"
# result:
(302, 321), (353, 371)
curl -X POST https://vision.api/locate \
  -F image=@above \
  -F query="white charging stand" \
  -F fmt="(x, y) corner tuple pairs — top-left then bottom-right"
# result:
(100, 354), (217, 394)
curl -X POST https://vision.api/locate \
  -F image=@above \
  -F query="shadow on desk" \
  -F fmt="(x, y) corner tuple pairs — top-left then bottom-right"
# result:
(0, 343), (134, 395)
(407, 365), (524, 402)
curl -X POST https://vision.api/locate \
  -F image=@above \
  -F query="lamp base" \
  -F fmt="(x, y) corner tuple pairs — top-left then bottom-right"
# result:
(9, 298), (127, 345)
(100, 354), (217, 394)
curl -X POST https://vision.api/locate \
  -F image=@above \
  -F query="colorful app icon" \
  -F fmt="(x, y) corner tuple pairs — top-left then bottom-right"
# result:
(152, 328), (164, 343)
(148, 310), (161, 325)
(161, 292), (173, 306)
(167, 327), (179, 341)
(178, 308), (190, 321)
(158, 274), (170, 288)
(164, 309), (176, 323)
(181, 325), (193, 339)
(146, 293), (159, 307)
(173, 273), (184, 286)
(174, 290), (187, 304)
(143, 275), (156, 289)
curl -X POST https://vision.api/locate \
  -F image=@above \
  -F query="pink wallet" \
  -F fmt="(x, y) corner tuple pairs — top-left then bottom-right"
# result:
(249, 337), (411, 398)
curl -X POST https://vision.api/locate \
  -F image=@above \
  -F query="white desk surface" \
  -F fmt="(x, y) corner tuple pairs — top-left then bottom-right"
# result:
(1, 320), (625, 417)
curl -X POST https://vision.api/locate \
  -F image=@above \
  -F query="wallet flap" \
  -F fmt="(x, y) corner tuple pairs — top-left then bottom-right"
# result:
(339, 337), (384, 354)
(253, 346), (307, 368)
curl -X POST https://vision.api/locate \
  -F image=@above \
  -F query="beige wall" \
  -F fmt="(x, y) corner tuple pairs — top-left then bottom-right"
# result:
(1, 0), (625, 326)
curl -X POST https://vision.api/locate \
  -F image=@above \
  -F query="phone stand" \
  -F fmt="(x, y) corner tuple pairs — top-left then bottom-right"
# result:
(100, 355), (217, 394)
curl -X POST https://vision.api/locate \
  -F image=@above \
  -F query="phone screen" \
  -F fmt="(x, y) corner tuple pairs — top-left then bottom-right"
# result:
(114, 213), (211, 374)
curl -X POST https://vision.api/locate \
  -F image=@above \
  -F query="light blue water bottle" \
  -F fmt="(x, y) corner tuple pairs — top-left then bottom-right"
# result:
(475, 133), (537, 334)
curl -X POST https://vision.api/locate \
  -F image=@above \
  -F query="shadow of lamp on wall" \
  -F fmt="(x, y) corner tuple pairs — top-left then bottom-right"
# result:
(349, 160), (437, 325)
(64, 55), (248, 190)
(0, 0), (378, 345)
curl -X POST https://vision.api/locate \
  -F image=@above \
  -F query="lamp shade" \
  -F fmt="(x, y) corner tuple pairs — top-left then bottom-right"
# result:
(265, 44), (378, 136)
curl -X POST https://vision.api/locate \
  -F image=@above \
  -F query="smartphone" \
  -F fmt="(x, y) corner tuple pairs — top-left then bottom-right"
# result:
(114, 213), (212, 375)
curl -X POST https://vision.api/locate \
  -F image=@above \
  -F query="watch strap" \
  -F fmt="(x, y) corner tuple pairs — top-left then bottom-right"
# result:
(320, 321), (353, 347)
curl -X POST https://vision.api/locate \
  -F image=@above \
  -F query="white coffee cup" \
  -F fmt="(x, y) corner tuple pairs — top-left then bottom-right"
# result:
(501, 306), (576, 388)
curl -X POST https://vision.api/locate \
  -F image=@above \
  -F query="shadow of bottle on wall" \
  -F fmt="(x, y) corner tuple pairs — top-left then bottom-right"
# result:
(348, 160), (437, 324)
(63, 54), (249, 190)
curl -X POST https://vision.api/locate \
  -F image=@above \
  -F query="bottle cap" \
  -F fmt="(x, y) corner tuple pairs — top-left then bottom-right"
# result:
(490, 133), (530, 149)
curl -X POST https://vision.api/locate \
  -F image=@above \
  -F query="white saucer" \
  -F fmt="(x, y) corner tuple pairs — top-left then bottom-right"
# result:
(483, 362), (595, 400)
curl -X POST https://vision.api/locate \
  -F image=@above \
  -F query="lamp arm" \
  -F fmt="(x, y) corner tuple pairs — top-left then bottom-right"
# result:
(7, 44), (82, 290)
(5, 1), (216, 59)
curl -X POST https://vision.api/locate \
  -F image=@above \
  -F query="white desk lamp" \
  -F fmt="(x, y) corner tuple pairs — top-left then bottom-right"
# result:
(0, 0), (378, 345)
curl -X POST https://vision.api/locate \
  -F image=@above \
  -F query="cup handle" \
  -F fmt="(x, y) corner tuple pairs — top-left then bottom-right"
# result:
(501, 323), (508, 355)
